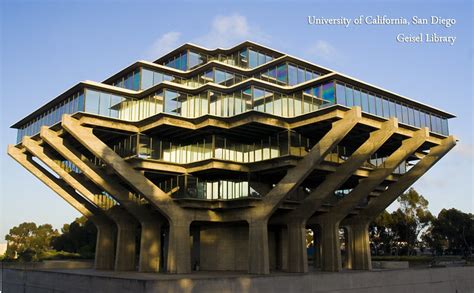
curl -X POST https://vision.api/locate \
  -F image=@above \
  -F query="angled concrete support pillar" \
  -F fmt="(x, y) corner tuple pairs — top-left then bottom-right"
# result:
(7, 145), (116, 270)
(167, 220), (191, 274)
(346, 221), (371, 270)
(319, 220), (341, 272)
(362, 136), (457, 219)
(90, 216), (116, 270)
(248, 220), (270, 274)
(40, 127), (163, 272)
(287, 221), (308, 273)
(287, 118), (398, 222)
(260, 107), (362, 214)
(21, 136), (102, 205)
(108, 207), (138, 271)
(61, 116), (175, 216)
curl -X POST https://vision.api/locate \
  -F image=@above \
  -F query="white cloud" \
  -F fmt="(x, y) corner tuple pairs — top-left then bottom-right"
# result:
(145, 14), (270, 59)
(305, 40), (338, 62)
(146, 32), (182, 59)
(193, 14), (270, 48)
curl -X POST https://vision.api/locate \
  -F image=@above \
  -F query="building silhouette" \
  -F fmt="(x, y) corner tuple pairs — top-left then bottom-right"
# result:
(8, 41), (456, 274)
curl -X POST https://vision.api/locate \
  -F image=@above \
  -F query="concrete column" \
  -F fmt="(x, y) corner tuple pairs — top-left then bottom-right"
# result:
(342, 227), (352, 269)
(139, 221), (162, 273)
(248, 220), (270, 274)
(347, 222), (372, 270)
(108, 208), (138, 271)
(40, 127), (164, 273)
(287, 221), (308, 273)
(278, 226), (288, 271)
(167, 220), (191, 274)
(309, 225), (322, 269)
(319, 220), (341, 272)
(91, 217), (116, 270)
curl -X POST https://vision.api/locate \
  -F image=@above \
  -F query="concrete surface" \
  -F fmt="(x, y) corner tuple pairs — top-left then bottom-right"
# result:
(2, 266), (473, 293)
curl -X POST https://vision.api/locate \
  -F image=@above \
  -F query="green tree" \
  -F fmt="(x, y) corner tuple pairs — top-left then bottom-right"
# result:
(370, 210), (396, 255)
(5, 222), (59, 261)
(426, 208), (474, 256)
(390, 188), (434, 255)
(51, 217), (97, 257)
(369, 188), (434, 256)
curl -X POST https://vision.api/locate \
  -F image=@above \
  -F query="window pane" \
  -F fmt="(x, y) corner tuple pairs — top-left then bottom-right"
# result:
(408, 107), (414, 125)
(277, 64), (287, 84)
(85, 90), (100, 114)
(297, 67), (305, 84)
(165, 90), (180, 115)
(189, 51), (204, 69)
(441, 118), (448, 135)
(288, 64), (297, 86)
(253, 87), (265, 112)
(361, 91), (369, 112)
(368, 94), (376, 114)
(141, 69), (153, 89)
(215, 69), (226, 84)
(375, 96), (383, 116)
(322, 82), (335, 104)
(389, 101), (396, 118)
(345, 86), (354, 107)
(353, 89), (361, 107)
(99, 92), (111, 116)
(249, 49), (258, 68)
(110, 95), (123, 118)
(242, 88), (252, 111)
(336, 83), (346, 105)
(382, 99), (390, 118)
(402, 105), (408, 123)
(133, 70), (140, 90)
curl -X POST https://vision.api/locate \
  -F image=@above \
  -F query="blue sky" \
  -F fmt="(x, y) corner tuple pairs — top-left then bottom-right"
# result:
(1, 0), (472, 241)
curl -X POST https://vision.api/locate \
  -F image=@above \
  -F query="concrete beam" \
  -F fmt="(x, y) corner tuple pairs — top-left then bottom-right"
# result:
(63, 115), (194, 273)
(244, 107), (361, 275)
(7, 145), (116, 270)
(284, 118), (398, 223)
(107, 207), (139, 271)
(40, 127), (163, 272)
(260, 106), (363, 217)
(355, 135), (457, 222)
(316, 127), (430, 225)
(61, 115), (177, 217)
(21, 136), (105, 208)
(310, 128), (429, 272)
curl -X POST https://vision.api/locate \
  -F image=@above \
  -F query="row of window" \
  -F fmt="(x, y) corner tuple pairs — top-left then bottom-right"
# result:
(111, 60), (321, 92)
(111, 132), (410, 177)
(17, 92), (84, 142)
(334, 82), (449, 135)
(162, 47), (275, 71)
(16, 80), (450, 143)
(112, 69), (140, 91)
(157, 174), (260, 200)
(259, 62), (321, 86)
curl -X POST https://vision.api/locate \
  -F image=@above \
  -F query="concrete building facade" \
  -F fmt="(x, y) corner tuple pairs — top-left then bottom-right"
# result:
(8, 41), (456, 274)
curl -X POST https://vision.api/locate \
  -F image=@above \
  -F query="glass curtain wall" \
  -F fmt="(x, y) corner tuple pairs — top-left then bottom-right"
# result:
(163, 47), (274, 70)
(112, 69), (141, 91)
(334, 81), (449, 135)
(16, 91), (85, 142)
(157, 174), (259, 200)
(259, 62), (321, 86)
